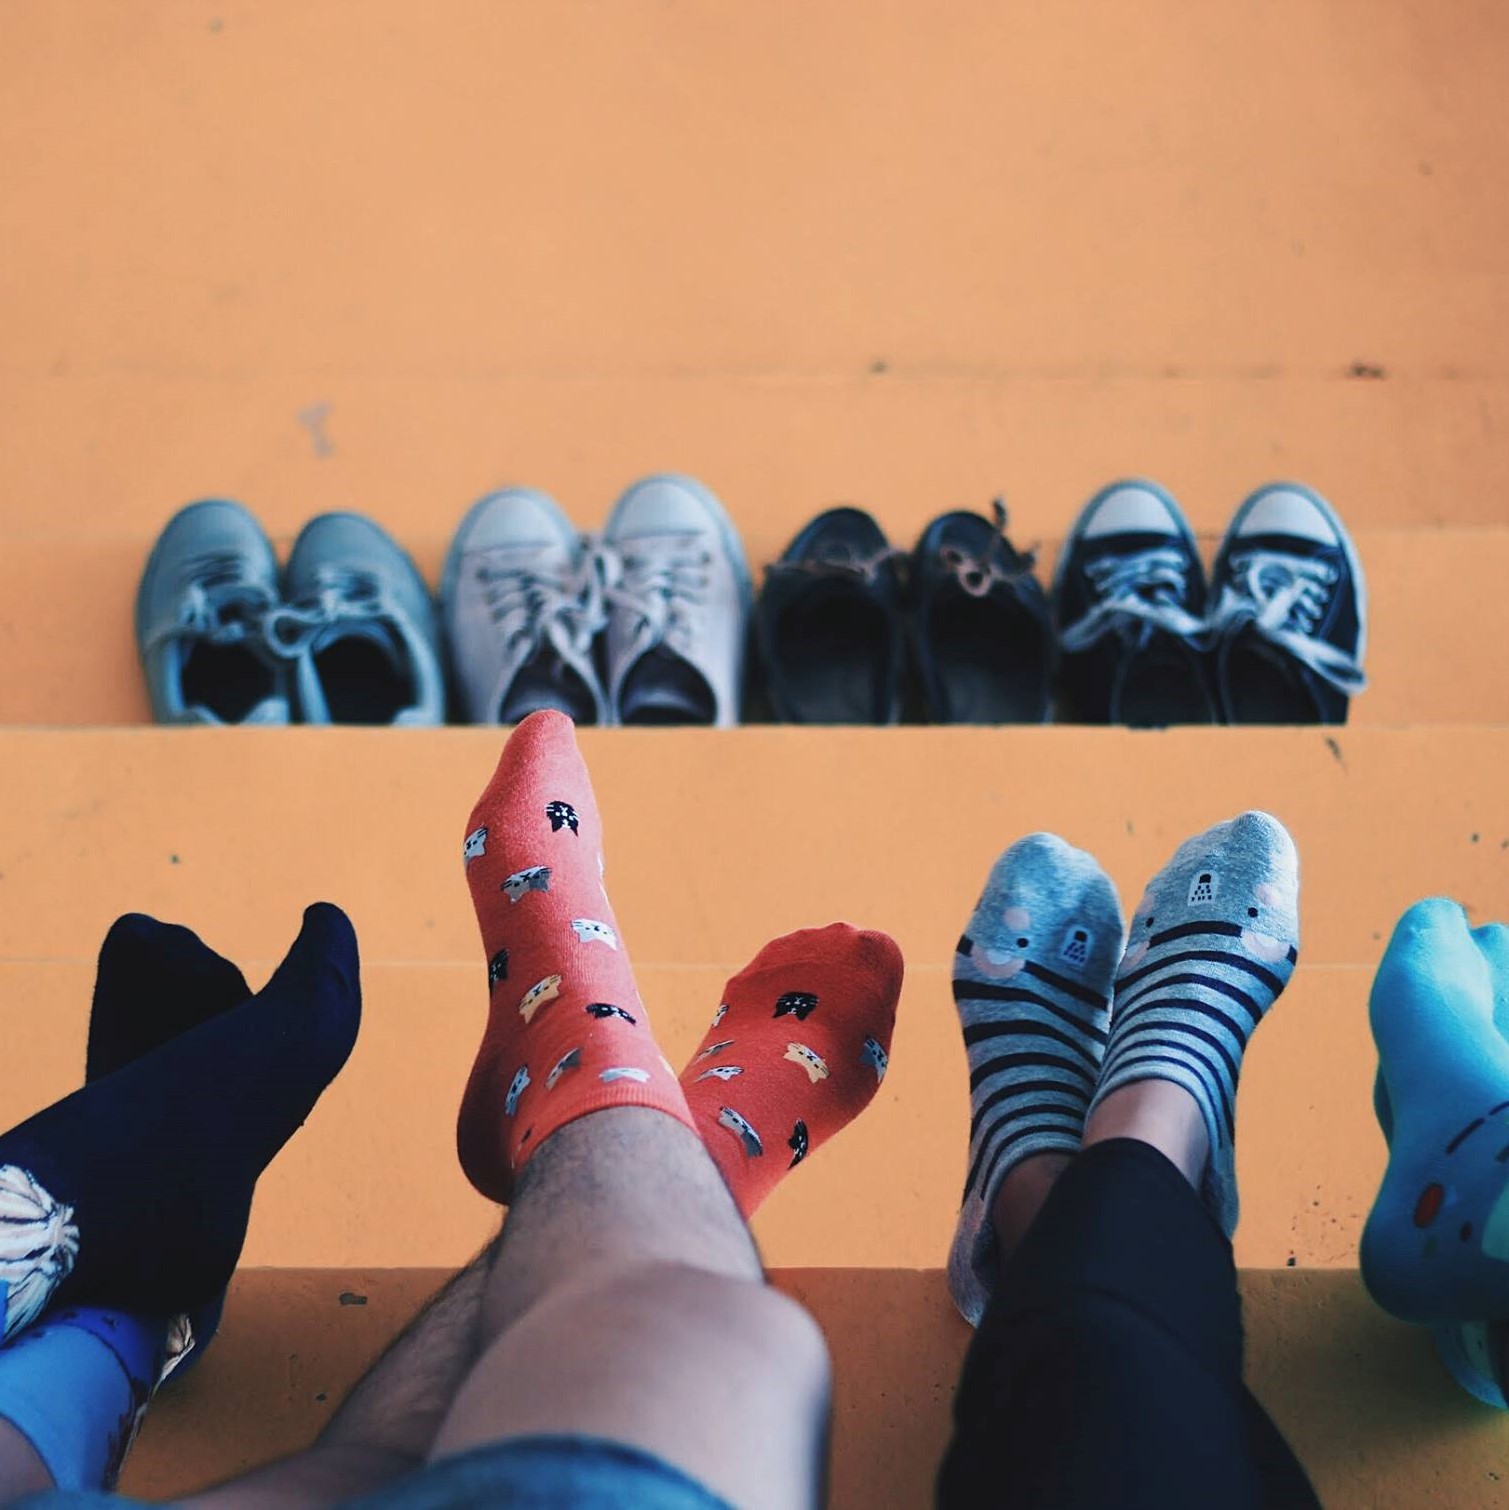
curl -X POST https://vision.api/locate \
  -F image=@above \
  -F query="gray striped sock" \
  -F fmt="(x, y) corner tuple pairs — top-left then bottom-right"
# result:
(948, 833), (1123, 1324)
(1090, 810), (1300, 1236)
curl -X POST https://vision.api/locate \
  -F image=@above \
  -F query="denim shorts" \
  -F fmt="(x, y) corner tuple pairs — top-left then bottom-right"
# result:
(16, 1435), (734, 1509)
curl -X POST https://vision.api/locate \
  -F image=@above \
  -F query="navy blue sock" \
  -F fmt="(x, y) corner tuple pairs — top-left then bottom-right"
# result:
(0, 903), (359, 1339)
(86, 914), (251, 1085)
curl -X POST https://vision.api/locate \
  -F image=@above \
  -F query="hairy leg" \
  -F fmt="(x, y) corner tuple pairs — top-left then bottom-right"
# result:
(430, 1109), (832, 1510)
(184, 1252), (491, 1509)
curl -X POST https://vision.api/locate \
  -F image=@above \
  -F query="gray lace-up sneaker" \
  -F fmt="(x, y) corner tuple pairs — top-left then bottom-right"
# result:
(135, 499), (290, 725)
(264, 513), (444, 726)
(601, 474), (752, 727)
(440, 488), (610, 725)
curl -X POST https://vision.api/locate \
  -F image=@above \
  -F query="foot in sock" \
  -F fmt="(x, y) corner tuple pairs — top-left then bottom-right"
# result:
(457, 710), (696, 1204)
(679, 925), (903, 1217)
(948, 834), (1124, 1325)
(85, 914), (250, 1085)
(1362, 900), (1509, 1326)
(1368, 915), (1509, 1405)
(0, 904), (359, 1339)
(1088, 811), (1300, 1236)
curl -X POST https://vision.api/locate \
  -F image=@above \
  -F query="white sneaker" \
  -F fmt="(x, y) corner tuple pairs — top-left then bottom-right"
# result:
(599, 475), (752, 727)
(440, 488), (610, 725)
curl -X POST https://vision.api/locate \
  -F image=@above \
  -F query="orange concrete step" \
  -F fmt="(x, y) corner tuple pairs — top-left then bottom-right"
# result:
(0, 958), (1381, 1272)
(4, 3), (1508, 381)
(119, 1268), (1505, 1510)
(0, 528), (1498, 725)
(0, 727), (1501, 1272)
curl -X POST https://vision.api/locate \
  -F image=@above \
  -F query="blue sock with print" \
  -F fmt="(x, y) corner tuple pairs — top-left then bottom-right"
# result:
(1363, 901), (1509, 1326)
(1371, 917), (1509, 1407)
(948, 833), (1124, 1324)
(0, 1306), (168, 1489)
(1088, 811), (1300, 1236)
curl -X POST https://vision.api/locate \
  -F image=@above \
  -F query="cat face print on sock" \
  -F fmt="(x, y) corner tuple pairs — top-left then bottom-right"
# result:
(680, 925), (903, 1219)
(457, 711), (697, 1205)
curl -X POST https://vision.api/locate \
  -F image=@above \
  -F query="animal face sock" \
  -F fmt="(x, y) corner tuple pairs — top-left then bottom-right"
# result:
(0, 904), (359, 1338)
(1361, 901), (1509, 1332)
(0, 1305), (169, 1490)
(1088, 810), (1300, 1237)
(457, 710), (696, 1205)
(948, 833), (1124, 1325)
(679, 924), (903, 1217)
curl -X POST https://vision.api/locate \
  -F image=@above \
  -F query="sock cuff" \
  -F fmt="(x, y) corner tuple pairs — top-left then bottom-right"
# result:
(512, 1086), (700, 1177)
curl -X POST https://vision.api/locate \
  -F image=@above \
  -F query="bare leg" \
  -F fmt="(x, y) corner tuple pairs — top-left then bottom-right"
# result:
(1082, 1080), (1211, 1184)
(988, 1151), (1073, 1265)
(183, 1252), (492, 1509)
(0, 1423), (53, 1503)
(429, 1108), (832, 1510)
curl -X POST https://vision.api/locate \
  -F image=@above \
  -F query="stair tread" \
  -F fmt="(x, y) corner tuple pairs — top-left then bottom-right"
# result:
(120, 1267), (1501, 1510)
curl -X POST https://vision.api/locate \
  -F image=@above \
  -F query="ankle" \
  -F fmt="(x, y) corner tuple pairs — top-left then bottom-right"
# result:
(989, 1151), (1073, 1264)
(1083, 1081), (1210, 1187)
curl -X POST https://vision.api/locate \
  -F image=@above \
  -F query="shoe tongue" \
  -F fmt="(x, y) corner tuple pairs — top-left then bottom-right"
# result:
(619, 648), (714, 725)
(312, 618), (402, 667)
(497, 652), (599, 724)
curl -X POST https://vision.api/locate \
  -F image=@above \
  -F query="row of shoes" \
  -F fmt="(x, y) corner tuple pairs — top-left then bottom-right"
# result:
(135, 475), (752, 726)
(135, 475), (1366, 728)
(762, 478), (1367, 726)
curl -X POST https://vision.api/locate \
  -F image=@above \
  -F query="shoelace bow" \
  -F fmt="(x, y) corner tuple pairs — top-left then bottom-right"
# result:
(937, 500), (1040, 600)
(595, 535), (712, 658)
(766, 542), (909, 588)
(145, 551), (280, 656)
(469, 549), (607, 669)
(1059, 546), (1207, 654)
(1207, 549), (1366, 694)
(261, 563), (405, 660)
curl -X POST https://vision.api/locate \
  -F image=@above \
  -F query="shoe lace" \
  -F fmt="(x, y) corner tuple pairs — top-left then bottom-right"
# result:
(597, 534), (712, 658)
(145, 550), (279, 654)
(937, 500), (1039, 600)
(468, 548), (606, 668)
(261, 563), (402, 660)
(1207, 549), (1366, 694)
(1059, 546), (1206, 653)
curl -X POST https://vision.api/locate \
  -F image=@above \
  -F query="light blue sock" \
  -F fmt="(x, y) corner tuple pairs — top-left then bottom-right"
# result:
(1363, 901), (1509, 1328)
(0, 1305), (168, 1490)
(948, 833), (1123, 1324)
(1088, 810), (1300, 1236)
(1370, 918), (1509, 1405)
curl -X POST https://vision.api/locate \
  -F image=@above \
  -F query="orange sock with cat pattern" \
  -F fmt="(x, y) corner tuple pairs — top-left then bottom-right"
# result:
(457, 710), (696, 1204)
(680, 925), (903, 1215)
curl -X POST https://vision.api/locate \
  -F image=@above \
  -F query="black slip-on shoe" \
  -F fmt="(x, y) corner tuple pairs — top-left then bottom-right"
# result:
(912, 502), (1051, 724)
(1207, 482), (1367, 725)
(755, 507), (906, 724)
(1053, 479), (1218, 727)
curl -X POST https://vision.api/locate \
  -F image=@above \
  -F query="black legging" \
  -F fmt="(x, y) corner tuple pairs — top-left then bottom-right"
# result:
(937, 1138), (1321, 1510)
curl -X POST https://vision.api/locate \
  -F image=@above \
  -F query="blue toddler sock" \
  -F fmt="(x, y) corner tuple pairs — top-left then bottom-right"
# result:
(1088, 810), (1300, 1236)
(0, 1306), (166, 1490)
(948, 833), (1123, 1324)
(1362, 901), (1509, 1325)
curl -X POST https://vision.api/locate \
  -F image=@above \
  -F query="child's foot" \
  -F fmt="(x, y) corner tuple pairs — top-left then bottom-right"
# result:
(1362, 901), (1509, 1324)
(0, 905), (359, 1340)
(1088, 811), (1300, 1235)
(948, 834), (1123, 1325)
(679, 925), (903, 1216)
(456, 711), (695, 1205)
